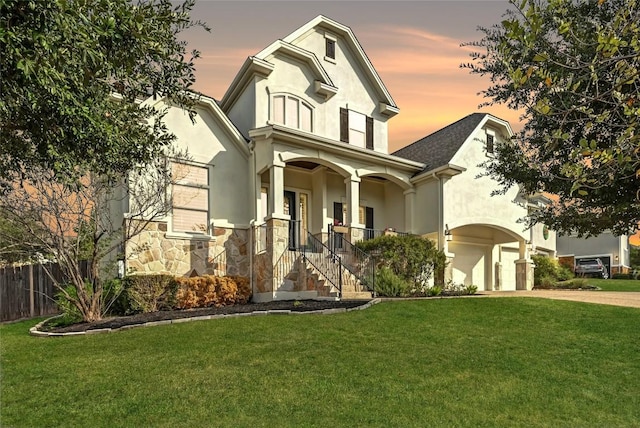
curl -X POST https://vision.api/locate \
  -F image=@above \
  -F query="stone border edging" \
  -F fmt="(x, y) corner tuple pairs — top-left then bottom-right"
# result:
(29, 298), (381, 337)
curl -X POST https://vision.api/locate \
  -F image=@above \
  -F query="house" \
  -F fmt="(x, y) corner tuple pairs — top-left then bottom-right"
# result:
(121, 15), (549, 299)
(393, 113), (555, 291)
(557, 232), (631, 276)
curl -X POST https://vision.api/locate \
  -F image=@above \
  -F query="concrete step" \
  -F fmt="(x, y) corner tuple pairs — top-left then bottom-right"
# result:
(341, 291), (373, 300)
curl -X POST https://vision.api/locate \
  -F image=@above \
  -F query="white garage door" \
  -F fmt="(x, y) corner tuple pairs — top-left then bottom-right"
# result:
(500, 247), (519, 291)
(449, 243), (488, 290)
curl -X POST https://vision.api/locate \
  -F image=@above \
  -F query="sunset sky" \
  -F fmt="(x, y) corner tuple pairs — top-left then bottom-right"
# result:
(182, 0), (520, 152)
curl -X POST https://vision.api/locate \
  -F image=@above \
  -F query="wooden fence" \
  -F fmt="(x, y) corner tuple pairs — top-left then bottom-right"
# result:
(0, 262), (88, 322)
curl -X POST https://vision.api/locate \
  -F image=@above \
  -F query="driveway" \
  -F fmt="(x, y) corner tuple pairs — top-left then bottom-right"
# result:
(481, 290), (640, 309)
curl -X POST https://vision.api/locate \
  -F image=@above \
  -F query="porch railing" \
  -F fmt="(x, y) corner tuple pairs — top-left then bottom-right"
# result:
(302, 231), (342, 297)
(327, 224), (377, 294)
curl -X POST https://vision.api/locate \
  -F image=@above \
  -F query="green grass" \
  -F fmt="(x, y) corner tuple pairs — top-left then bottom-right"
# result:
(2, 299), (640, 427)
(588, 278), (640, 291)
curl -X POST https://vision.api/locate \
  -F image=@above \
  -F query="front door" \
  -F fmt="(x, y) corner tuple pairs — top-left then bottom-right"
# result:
(284, 191), (297, 249)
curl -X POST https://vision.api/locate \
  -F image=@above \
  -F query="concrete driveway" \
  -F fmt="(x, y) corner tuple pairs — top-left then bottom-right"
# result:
(481, 290), (640, 309)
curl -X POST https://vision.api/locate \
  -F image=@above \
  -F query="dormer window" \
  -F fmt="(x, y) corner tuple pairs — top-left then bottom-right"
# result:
(272, 94), (313, 132)
(324, 32), (337, 63)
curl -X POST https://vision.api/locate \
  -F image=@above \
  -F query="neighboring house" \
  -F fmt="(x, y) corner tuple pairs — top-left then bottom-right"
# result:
(120, 15), (549, 300)
(557, 232), (631, 276)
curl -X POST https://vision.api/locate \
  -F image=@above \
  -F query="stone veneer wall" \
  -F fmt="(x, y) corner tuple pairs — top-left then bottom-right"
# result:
(126, 221), (249, 278)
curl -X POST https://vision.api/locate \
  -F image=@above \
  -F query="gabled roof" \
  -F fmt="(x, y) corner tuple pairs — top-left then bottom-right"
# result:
(282, 15), (397, 109)
(220, 15), (397, 115)
(143, 93), (250, 158)
(392, 113), (513, 177)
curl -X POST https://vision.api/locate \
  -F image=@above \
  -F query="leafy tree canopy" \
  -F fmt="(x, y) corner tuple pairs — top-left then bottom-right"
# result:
(0, 0), (208, 186)
(464, 0), (640, 237)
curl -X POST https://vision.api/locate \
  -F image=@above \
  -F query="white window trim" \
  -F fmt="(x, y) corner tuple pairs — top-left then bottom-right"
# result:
(324, 32), (337, 63)
(168, 161), (213, 237)
(271, 93), (314, 132)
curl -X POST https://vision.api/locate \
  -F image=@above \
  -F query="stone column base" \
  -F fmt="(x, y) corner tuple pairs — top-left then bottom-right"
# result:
(515, 259), (535, 290)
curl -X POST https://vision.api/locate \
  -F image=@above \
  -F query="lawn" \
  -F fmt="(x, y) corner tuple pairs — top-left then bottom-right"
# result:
(2, 298), (640, 427)
(588, 278), (640, 291)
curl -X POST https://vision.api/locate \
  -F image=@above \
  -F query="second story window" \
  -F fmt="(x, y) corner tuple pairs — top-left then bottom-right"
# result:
(273, 94), (313, 132)
(326, 38), (335, 59)
(486, 132), (495, 155)
(324, 32), (337, 62)
(340, 107), (373, 149)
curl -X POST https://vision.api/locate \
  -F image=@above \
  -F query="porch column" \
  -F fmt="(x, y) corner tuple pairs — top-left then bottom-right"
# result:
(268, 163), (285, 219)
(345, 177), (362, 227)
(254, 170), (263, 222)
(516, 240), (534, 290)
(403, 188), (415, 234)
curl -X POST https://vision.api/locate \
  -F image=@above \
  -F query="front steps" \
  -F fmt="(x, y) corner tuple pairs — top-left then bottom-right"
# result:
(281, 251), (372, 300)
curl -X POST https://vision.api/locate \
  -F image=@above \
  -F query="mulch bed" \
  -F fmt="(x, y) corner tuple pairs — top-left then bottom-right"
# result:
(44, 300), (370, 333)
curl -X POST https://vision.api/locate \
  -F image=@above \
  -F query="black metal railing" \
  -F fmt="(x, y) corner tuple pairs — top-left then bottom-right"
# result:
(302, 231), (342, 297)
(210, 250), (226, 276)
(327, 224), (378, 294)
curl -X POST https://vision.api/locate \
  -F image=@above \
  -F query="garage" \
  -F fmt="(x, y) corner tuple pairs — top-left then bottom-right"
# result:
(449, 242), (489, 290)
(499, 247), (519, 291)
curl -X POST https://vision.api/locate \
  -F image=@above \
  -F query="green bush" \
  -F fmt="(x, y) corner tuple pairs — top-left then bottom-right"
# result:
(427, 285), (442, 297)
(373, 267), (411, 297)
(120, 275), (179, 314)
(537, 276), (557, 289)
(612, 273), (632, 280)
(464, 285), (478, 295)
(102, 278), (125, 316)
(532, 255), (573, 286)
(52, 283), (84, 326)
(356, 234), (446, 288)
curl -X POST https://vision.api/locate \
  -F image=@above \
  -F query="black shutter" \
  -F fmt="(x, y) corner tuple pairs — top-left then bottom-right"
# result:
(366, 116), (374, 149)
(333, 202), (344, 224)
(340, 108), (349, 143)
(365, 207), (374, 229)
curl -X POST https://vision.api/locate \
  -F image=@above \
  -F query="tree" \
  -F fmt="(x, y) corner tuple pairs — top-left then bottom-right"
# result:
(0, 0), (208, 185)
(0, 0), (208, 322)
(463, 0), (640, 237)
(0, 151), (188, 322)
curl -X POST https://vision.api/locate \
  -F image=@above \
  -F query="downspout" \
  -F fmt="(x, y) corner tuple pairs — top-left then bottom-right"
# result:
(249, 140), (257, 298)
(432, 172), (443, 250)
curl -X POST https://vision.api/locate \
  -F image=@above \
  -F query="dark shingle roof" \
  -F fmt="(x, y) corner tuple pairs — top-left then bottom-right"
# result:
(392, 113), (487, 174)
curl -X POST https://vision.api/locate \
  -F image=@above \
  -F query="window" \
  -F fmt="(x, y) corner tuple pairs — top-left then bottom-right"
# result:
(272, 94), (313, 132)
(486, 132), (495, 154)
(326, 38), (335, 59)
(172, 162), (209, 233)
(324, 32), (337, 62)
(340, 108), (374, 149)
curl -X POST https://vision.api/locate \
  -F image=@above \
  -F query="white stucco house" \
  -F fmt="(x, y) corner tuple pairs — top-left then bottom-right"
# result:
(121, 15), (554, 300)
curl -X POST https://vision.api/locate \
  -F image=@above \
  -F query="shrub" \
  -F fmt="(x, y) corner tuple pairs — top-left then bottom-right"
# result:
(443, 281), (465, 296)
(356, 234), (446, 287)
(372, 267), (411, 297)
(554, 278), (596, 290)
(175, 275), (251, 309)
(612, 273), (632, 280)
(537, 276), (557, 289)
(427, 285), (442, 297)
(53, 283), (84, 326)
(464, 285), (478, 295)
(102, 278), (125, 316)
(532, 254), (573, 286)
(121, 275), (179, 314)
